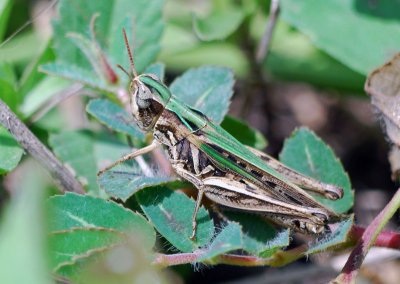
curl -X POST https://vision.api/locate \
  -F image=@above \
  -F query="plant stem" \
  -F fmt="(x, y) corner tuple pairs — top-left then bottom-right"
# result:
(0, 98), (85, 194)
(256, 0), (280, 63)
(154, 252), (199, 267)
(153, 245), (307, 268)
(333, 187), (400, 283)
(349, 225), (400, 250)
(153, 224), (400, 268)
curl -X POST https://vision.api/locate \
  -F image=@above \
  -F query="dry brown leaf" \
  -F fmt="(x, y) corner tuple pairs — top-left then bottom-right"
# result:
(365, 53), (400, 181)
(389, 147), (400, 181)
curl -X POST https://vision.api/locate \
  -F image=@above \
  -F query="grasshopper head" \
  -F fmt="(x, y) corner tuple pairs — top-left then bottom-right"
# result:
(119, 29), (171, 131)
(129, 74), (171, 131)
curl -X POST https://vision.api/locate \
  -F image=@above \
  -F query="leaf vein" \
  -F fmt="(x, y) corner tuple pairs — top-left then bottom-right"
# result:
(66, 212), (96, 228)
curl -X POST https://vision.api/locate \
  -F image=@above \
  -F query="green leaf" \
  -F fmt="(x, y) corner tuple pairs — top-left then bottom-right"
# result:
(72, 238), (164, 284)
(0, 0), (12, 41)
(47, 193), (156, 275)
(34, 107), (67, 131)
(86, 99), (144, 140)
(49, 228), (123, 273)
(49, 130), (98, 194)
(161, 23), (198, 55)
(47, 193), (155, 246)
(261, 21), (365, 91)
(0, 165), (52, 284)
(160, 24), (250, 77)
(66, 32), (111, 82)
(280, 0), (400, 75)
(20, 76), (71, 117)
(144, 62), (165, 82)
(193, 5), (244, 41)
(93, 131), (133, 166)
(0, 62), (19, 112)
(40, 62), (109, 91)
(250, 15), (365, 91)
(222, 212), (290, 257)
(136, 186), (214, 252)
(221, 115), (267, 150)
(197, 222), (242, 262)
(49, 130), (137, 196)
(51, 0), (163, 83)
(19, 41), (55, 97)
(98, 162), (179, 202)
(0, 32), (42, 65)
(0, 60), (16, 85)
(108, 1), (164, 75)
(0, 127), (23, 174)
(170, 66), (234, 123)
(306, 215), (354, 254)
(279, 127), (353, 213)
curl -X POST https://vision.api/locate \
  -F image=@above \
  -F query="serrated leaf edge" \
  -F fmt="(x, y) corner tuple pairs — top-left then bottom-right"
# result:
(53, 242), (120, 273)
(305, 215), (354, 255)
(170, 65), (234, 123)
(85, 99), (145, 140)
(196, 221), (243, 263)
(100, 174), (179, 202)
(47, 192), (155, 235)
(280, 126), (354, 213)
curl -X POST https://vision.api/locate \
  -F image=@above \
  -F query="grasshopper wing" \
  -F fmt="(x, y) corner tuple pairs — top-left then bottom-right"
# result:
(186, 120), (341, 221)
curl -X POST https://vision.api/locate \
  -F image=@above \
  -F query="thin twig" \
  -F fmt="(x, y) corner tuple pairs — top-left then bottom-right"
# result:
(256, 0), (280, 63)
(333, 188), (400, 283)
(0, 99), (85, 194)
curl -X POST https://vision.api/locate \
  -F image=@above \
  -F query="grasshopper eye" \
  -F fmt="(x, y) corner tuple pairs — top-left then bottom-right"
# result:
(137, 87), (152, 109)
(130, 81), (165, 131)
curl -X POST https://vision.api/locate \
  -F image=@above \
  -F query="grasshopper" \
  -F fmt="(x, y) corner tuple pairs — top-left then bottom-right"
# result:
(99, 30), (344, 239)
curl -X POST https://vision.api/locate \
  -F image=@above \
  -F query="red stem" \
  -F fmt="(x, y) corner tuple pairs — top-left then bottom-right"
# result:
(349, 225), (400, 249)
(335, 188), (400, 283)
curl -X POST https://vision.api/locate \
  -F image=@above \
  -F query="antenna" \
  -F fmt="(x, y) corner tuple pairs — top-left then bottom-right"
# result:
(116, 64), (131, 78)
(122, 28), (138, 78)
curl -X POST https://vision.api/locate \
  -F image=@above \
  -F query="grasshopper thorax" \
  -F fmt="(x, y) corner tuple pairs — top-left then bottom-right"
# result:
(129, 74), (171, 131)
